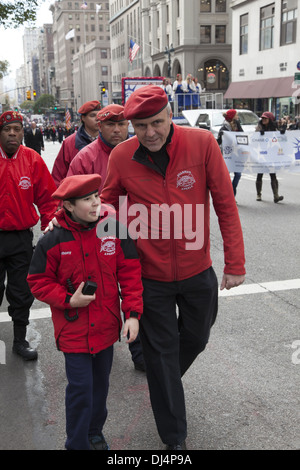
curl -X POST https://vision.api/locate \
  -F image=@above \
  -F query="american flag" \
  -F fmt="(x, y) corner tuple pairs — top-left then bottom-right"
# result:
(65, 108), (71, 130)
(129, 39), (140, 63)
(80, 1), (88, 9)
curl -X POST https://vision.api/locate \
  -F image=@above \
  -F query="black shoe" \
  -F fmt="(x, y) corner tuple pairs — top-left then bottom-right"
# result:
(134, 361), (146, 372)
(165, 441), (187, 450)
(89, 432), (110, 450)
(13, 340), (38, 361)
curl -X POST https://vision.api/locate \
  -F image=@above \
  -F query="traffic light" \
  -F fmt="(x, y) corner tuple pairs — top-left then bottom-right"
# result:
(33, 90), (36, 99)
(99, 82), (106, 95)
(26, 90), (31, 100)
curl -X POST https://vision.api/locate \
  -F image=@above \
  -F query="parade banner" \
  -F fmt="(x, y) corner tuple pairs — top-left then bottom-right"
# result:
(222, 130), (300, 173)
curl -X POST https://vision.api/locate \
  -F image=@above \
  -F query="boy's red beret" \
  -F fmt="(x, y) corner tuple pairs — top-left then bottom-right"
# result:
(52, 174), (102, 200)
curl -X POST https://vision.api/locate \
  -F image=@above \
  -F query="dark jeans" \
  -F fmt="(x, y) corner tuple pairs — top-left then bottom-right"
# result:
(232, 173), (241, 196)
(0, 230), (34, 326)
(64, 346), (113, 450)
(140, 267), (218, 445)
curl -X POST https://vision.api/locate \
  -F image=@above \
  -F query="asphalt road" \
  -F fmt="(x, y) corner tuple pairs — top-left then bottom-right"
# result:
(0, 138), (299, 454)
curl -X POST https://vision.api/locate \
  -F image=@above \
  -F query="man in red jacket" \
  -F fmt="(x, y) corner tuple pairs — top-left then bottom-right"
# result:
(0, 110), (58, 360)
(101, 86), (246, 450)
(51, 100), (101, 186)
(67, 104), (129, 193)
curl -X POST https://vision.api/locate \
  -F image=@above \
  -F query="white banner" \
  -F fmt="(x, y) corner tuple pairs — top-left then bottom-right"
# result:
(222, 130), (300, 173)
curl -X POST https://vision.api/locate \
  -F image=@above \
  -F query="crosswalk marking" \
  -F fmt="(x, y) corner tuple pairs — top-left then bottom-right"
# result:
(0, 279), (299, 322)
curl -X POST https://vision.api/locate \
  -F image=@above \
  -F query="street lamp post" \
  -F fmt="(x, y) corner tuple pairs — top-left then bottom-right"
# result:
(165, 44), (174, 78)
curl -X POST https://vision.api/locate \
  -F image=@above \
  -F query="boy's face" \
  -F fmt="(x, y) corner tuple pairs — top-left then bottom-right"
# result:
(64, 191), (101, 225)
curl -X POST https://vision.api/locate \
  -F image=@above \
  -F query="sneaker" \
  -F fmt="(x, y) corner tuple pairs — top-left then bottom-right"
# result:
(89, 432), (110, 450)
(256, 194), (262, 201)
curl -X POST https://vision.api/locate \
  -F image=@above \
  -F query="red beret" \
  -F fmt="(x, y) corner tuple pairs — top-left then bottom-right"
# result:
(224, 109), (237, 122)
(0, 110), (23, 129)
(97, 104), (125, 122)
(124, 85), (168, 120)
(261, 111), (275, 121)
(78, 100), (101, 115)
(52, 174), (102, 200)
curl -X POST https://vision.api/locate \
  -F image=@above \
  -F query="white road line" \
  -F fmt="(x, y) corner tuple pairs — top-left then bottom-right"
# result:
(0, 279), (299, 322)
(219, 278), (300, 297)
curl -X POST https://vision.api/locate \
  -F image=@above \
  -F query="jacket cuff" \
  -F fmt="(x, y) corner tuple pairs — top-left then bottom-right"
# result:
(129, 311), (139, 319)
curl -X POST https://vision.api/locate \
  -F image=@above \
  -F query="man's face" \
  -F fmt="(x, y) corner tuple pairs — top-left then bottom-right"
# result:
(81, 110), (100, 135)
(99, 120), (128, 146)
(131, 107), (173, 152)
(0, 123), (24, 154)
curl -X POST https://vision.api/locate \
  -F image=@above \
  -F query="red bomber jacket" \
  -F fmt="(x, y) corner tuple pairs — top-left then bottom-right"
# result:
(101, 124), (246, 282)
(0, 144), (58, 231)
(27, 208), (143, 354)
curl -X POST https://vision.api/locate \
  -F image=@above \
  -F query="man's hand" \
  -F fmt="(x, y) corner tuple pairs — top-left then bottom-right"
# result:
(220, 273), (245, 290)
(43, 216), (61, 233)
(123, 318), (139, 343)
(69, 281), (96, 308)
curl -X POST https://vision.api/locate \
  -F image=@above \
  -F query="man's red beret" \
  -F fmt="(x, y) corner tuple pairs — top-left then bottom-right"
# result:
(78, 100), (101, 115)
(0, 110), (23, 129)
(97, 104), (125, 122)
(124, 85), (168, 120)
(52, 174), (102, 200)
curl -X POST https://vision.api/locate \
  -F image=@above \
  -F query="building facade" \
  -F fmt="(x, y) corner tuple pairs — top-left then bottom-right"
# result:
(225, 0), (300, 117)
(110, 0), (232, 101)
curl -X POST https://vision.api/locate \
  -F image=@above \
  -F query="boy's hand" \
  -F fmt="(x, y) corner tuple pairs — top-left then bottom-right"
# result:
(123, 318), (139, 343)
(69, 281), (96, 308)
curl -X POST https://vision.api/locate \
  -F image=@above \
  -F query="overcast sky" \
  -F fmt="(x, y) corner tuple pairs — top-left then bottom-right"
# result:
(0, 1), (54, 79)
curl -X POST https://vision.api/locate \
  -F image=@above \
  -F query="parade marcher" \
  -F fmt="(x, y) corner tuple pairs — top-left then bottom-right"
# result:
(0, 110), (58, 360)
(255, 111), (284, 203)
(24, 121), (44, 155)
(161, 78), (173, 103)
(217, 109), (244, 198)
(67, 104), (145, 371)
(182, 73), (196, 110)
(51, 100), (101, 186)
(101, 86), (246, 450)
(192, 77), (202, 109)
(27, 174), (143, 450)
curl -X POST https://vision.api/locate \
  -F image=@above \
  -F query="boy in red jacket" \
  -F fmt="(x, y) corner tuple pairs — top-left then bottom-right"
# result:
(27, 174), (143, 450)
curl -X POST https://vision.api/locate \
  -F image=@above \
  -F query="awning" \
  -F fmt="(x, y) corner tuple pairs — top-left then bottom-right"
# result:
(224, 76), (296, 99)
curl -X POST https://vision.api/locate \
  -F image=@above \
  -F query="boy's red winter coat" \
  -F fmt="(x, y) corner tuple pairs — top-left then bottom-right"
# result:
(27, 208), (143, 354)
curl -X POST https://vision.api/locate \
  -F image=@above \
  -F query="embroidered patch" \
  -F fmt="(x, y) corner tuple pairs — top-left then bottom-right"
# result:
(176, 170), (196, 190)
(18, 176), (31, 190)
(100, 237), (116, 255)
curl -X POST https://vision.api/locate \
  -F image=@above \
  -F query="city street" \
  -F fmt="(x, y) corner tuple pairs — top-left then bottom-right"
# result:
(0, 138), (299, 452)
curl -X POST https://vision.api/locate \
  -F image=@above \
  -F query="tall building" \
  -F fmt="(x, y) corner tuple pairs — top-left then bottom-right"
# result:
(225, 0), (300, 117)
(110, 0), (232, 101)
(50, 0), (111, 110)
(38, 24), (55, 97)
(23, 28), (40, 96)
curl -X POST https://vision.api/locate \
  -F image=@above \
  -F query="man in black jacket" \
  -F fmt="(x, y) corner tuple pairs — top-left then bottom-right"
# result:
(24, 121), (44, 154)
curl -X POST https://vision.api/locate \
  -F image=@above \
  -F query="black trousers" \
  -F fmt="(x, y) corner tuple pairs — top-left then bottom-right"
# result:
(0, 230), (34, 326)
(140, 267), (218, 445)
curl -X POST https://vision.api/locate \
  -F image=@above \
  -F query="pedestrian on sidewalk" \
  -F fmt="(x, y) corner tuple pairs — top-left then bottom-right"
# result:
(27, 174), (143, 450)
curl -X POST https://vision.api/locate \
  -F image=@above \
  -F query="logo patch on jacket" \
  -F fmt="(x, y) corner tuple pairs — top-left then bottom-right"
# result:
(18, 176), (31, 190)
(100, 237), (116, 255)
(176, 171), (196, 190)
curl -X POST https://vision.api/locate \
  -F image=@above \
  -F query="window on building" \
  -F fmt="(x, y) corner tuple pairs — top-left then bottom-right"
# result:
(281, 0), (297, 45)
(200, 0), (211, 13)
(240, 13), (248, 54)
(200, 25), (211, 43)
(101, 49), (107, 59)
(256, 66), (264, 74)
(216, 0), (226, 12)
(102, 66), (108, 76)
(216, 25), (226, 43)
(260, 4), (275, 50)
